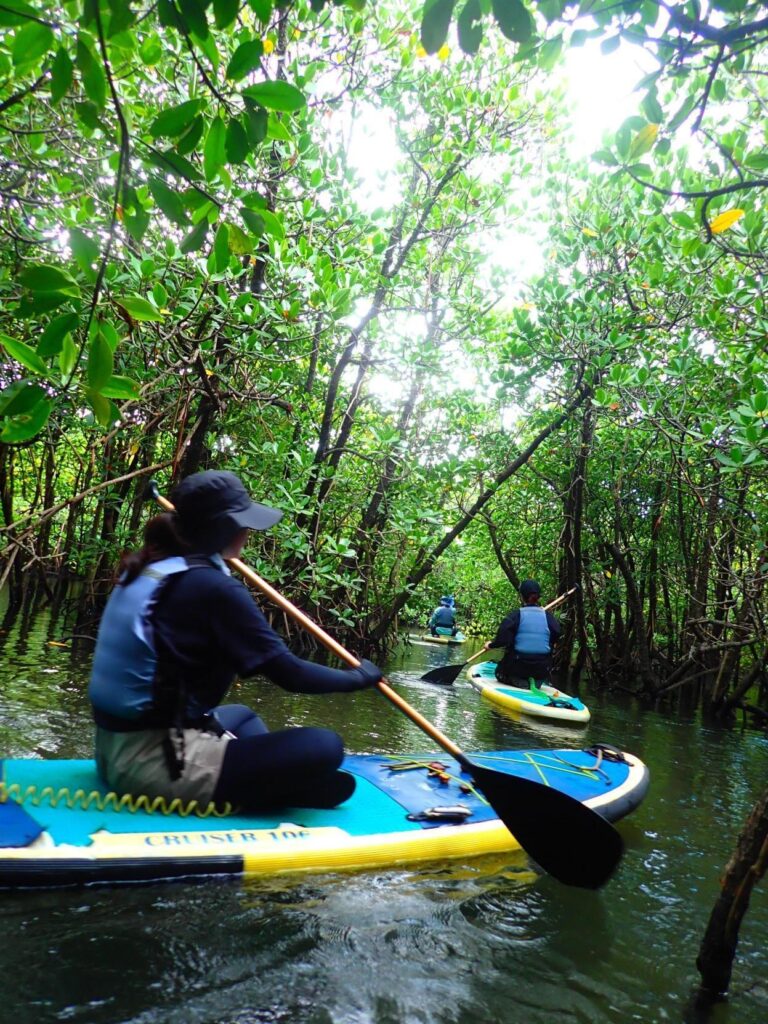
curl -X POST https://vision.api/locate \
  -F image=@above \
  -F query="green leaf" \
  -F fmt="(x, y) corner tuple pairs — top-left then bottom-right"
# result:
(214, 0), (240, 28)
(99, 375), (140, 400)
(107, 0), (136, 36)
(225, 117), (250, 164)
(38, 312), (80, 357)
(148, 148), (203, 183)
(671, 211), (696, 230)
(213, 222), (230, 272)
(421, 0), (455, 54)
(600, 34), (620, 55)
(457, 0), (483, 54)
(266, 113), (293, 142)
(0, 1), (38, 28)
(122, 199), (150, 242)
(74, 101), (104, 131)
(176, 114), (206, 155)
(0, 380), (46, 417)
(668, 92), (698, 132)
(241, 80), (307, 112)
(180, 218), (209, 253)
(538, 34), (562, 70)
(150, 99), (204, 139)
(179, 0), (209, 38)
(0, 334), (49, 376)
(114, 295), (164, 322)
(248, 0), (273, 23)
(240, 207), (265, 236)
(259, 208), (284, 240)
(226, 221), (252, 255)
(139, 33), (163, 64)
(69, 227), (100, 274)
(148, 175), (190, 226)
(158, 0), (184, 30)
(87, 331), (114, 390)
(20, 264), (81, 297)
(491, 0), (533, 44)
(242, 102), (268, 147)
(12, 22), (54, 66)
(76, 35), (107, 110)
(204, 116), (227, 181)
(226, 39), (264, 81)
(537, 0), (564, 21)
(1, 397), (52, 443)
(50, 47), (74, 104)
(641, 90), (664, 125)
(85, 388), (115, 427)
(59, 333), (78, 378)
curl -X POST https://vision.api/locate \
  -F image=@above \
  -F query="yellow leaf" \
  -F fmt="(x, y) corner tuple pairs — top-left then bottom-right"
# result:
(709, 208), (744, 234)
(628, 123), (658, 160)
(416, 45), (427, 58)
(605, 570), (612, 578)
(437, 44), (450, 60)
(582, 227), (598, 237)
(263, 39), (275, 55)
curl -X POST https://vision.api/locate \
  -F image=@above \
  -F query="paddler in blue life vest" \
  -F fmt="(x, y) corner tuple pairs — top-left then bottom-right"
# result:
(88, 470), (382, 813)
(484, 579), (561, 685)
(428, 596), (458, 636)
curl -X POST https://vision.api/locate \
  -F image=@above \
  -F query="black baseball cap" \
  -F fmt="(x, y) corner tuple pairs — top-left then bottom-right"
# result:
(171, 470), (282, 553)
(519, 579), (541, 599)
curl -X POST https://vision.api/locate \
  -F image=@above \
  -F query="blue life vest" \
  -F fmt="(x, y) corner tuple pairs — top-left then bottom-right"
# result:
(514, 606), (551, 656)
(431, 605), (456, 628)
(89, 556), (223, 721)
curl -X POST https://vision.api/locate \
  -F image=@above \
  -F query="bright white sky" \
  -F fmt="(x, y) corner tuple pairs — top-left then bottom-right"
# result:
(562, 38), (658, 158)
(346, 35), (659, 406)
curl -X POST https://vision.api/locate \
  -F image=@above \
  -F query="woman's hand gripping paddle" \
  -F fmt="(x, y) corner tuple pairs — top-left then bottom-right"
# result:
(149, 483), (621, 889)
(420, 586), (579, 686)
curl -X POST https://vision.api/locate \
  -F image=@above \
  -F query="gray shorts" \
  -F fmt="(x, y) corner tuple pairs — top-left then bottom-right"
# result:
(94, 725), (232, 808)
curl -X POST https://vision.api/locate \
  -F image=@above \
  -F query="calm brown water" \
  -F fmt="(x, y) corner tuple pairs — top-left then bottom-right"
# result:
(1, 593), (767, 1024)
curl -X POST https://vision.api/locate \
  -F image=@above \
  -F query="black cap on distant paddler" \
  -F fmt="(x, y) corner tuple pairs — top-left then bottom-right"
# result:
(171, 470), (282, 554)
(519, 579), (541, 599)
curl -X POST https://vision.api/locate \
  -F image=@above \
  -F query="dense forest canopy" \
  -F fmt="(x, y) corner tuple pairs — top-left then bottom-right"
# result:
(0, 0), (766, 720)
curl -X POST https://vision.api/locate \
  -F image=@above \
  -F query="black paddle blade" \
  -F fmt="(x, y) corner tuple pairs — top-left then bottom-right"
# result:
(420, 662), (464, 685)
(468, 762), (624, 888)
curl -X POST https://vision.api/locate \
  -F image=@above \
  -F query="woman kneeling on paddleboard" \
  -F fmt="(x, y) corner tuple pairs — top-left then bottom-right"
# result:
(89, 470), (382, 812)
(485, 579), (561, 685)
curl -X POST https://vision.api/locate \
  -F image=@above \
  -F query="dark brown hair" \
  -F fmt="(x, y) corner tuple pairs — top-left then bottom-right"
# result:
(118, 513), (192, 584)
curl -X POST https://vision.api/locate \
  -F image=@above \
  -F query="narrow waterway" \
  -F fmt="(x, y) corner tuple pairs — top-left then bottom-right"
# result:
(1, 595), (767, 1024)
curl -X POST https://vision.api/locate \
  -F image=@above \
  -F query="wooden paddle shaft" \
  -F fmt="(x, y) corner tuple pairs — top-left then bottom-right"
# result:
(230, 558), (468, 758)
(544, 586), (578, 611)
(152, 489), (465, 760)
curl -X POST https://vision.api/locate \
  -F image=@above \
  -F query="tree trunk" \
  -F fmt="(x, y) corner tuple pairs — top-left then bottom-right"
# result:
(696, 786), (768, 995)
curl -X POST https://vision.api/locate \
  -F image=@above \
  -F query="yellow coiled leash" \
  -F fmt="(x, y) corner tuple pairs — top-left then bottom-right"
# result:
(0, 781), (233, 818)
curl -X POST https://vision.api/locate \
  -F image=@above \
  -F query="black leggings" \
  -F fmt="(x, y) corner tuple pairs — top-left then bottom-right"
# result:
(496, 655), (551, 685)
(211, 704), (354, 812)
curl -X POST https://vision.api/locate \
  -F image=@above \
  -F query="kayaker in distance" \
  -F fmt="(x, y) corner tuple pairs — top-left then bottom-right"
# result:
(428, 595), (458, 636)
(88, 470), (382, 812)
(484, 579), (562, 685)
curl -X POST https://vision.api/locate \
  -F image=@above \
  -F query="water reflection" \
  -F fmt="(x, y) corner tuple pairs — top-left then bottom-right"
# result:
(0, 597), (767, 1023)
